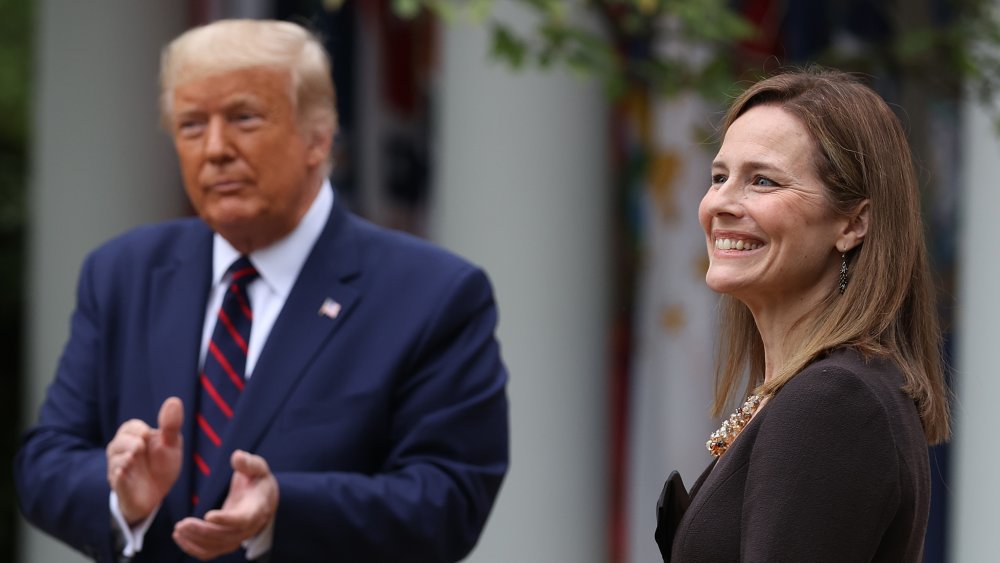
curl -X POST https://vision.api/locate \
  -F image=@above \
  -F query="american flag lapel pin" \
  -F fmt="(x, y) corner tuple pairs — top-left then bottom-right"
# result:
(318, 297), (341, 319)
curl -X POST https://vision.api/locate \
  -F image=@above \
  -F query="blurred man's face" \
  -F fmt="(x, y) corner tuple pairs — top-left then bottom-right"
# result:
(170, 66), (328, 252)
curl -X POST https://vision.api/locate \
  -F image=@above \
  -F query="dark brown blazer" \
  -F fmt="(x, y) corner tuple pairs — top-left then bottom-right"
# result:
(667, 348), (930, 562)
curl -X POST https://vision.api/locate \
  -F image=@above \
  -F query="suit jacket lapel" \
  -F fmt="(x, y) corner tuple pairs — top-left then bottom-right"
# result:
(196, 202), (363, 512)
(147, 222), (214, 520)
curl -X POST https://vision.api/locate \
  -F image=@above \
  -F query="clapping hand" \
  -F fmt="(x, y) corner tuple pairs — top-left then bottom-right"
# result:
(173, 450), (279, 560)
(106, 397), (184, 524)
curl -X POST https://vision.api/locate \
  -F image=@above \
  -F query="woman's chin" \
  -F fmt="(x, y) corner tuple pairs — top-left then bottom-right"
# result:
(705, 272), (750, 296)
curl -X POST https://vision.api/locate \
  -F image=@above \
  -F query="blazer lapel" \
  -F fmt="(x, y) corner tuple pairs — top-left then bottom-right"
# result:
(195, 202), (363, 512)
(147, 222), (214, 520)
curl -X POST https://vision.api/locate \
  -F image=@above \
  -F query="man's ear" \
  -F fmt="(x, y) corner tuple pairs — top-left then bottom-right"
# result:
(305, 122), (335, 169)
(836, 199), (870, 253)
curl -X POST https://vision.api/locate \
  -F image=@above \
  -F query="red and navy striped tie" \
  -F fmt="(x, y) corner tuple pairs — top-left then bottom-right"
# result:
(192, 256), (258, 506)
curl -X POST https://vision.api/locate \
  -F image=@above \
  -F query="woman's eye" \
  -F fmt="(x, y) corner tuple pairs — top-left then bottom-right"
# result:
(752, 176), (777, 187)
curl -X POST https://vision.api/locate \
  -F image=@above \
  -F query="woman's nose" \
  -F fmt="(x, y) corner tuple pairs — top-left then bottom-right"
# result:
(702, 179), (743, 218)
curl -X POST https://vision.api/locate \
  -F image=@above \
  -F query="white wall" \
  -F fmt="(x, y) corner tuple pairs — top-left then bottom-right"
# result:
(950, 92), (1000, 562)
(22, 2), (188, 561)
(433, 4), (612, 562)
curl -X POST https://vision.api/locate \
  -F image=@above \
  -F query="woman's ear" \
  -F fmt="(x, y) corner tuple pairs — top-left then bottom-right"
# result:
(836, 199), (870, 253)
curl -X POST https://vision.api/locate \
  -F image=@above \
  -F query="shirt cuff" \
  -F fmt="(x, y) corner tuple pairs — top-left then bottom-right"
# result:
(109, 491), (159, 557)
(242, 514), (275, 560)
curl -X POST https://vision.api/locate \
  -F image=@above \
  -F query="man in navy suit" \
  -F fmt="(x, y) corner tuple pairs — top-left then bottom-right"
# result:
(15, 19), (509, 562)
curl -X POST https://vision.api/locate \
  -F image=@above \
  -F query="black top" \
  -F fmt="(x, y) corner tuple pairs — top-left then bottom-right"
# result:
(664, 348), (930, 562)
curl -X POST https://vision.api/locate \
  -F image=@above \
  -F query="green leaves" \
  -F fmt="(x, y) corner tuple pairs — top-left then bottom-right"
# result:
(388, 0), (494, 24)
(392, 0), (422, 19)
(491, 24), (529, 68)
(369, 0), (755, 100)
(344, 0), (1000, 119)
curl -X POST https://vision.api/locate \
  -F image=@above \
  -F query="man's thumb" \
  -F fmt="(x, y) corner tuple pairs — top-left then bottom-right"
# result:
(158, 397), (184, 446)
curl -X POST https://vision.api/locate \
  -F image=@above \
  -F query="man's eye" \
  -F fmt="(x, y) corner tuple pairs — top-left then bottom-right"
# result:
(711, 174), (726, 185)
(177, 121), (205, 136)
(233, 112), (262, 126)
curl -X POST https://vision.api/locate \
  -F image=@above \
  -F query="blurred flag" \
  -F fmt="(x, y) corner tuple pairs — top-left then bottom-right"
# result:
(622, 91), (718, 563)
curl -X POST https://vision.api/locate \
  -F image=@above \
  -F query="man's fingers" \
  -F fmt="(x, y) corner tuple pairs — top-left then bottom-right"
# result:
(110, 419), (152, 444)
(173, 517), (243, 560)
(107, 432), (146, 457)
(230, 449), (269, 477)
(157, 397), (184, 446)
(203, 508), (253, 530)
(175, 516), (232, 537)
(106, 434), (147, 483)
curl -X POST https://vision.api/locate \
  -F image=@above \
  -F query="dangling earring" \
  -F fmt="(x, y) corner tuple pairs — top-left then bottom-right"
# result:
(838, 252), (849, 294)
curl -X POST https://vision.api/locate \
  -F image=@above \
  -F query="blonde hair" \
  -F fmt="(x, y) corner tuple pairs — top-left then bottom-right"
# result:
(712, 68), (950, 444)
(159, 19), (337, 141)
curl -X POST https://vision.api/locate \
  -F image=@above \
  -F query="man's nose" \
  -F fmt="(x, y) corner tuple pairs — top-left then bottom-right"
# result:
(204, 116), (231, 161)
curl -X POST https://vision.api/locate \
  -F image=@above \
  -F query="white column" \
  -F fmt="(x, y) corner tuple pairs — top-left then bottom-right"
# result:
(433, 4), (611, 562)
(950, 93), (1000, 560)
(22, 2), (187, 562)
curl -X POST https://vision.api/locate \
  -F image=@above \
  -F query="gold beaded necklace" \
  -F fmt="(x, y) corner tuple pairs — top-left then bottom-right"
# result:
(706, 393), (764, 457)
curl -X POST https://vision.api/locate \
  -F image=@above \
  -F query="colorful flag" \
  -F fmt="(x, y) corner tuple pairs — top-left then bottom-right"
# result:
(318, 298), (342, 320)
(624, 92), (718, 563)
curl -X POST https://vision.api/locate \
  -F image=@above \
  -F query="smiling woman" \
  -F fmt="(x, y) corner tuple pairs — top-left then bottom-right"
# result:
(701, 104), (860, 318)
(656, 69), (950, 563)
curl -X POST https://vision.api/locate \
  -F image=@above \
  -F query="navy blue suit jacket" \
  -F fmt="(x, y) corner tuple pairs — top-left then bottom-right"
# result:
(15, 196), (510, 562)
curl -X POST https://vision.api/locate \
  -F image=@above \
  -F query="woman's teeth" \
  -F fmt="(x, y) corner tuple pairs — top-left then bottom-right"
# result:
(715, 238), (761, 251)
